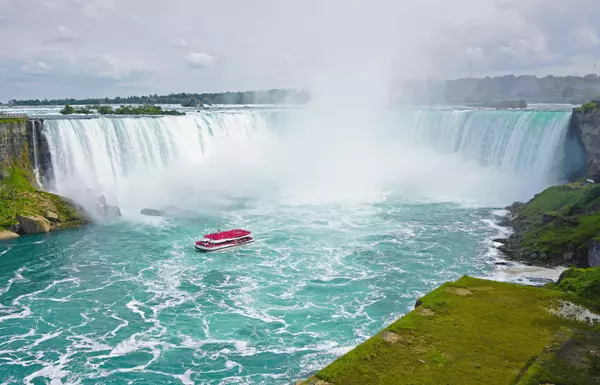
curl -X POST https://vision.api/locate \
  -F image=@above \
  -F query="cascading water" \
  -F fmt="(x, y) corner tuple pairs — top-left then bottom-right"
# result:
(0, 107), (580, 384)
(408, 110), (574, 183)
(30, 121), (42, 187)
(42, 108), (576, 210)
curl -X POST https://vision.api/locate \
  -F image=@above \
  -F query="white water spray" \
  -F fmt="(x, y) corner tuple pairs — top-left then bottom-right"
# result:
(42, 109), (575, 214)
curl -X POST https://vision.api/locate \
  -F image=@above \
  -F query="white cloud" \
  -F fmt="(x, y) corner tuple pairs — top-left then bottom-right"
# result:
(76, 0), (116, 19)
(185, 52), (214, 69)
(20, 61), (53, 74)
(172, 38), (189, 48)
(572, 26), (600, 48)
(53, 25), (78, 43)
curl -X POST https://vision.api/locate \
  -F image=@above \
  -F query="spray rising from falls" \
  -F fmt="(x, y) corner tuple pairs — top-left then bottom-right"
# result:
(42, 109), (578, 212)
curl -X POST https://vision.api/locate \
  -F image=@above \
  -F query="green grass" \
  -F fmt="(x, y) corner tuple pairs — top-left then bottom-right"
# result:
(0, 118), (27, 124)
(1, 166), (35, 191)
(512, 184), (600, 258)
(515, 327), (600, 385)
(0, 162), (85, 231)
(303, 276), (596, 385)
(552, 267), (600, 312)
(576, 100), (600, 113)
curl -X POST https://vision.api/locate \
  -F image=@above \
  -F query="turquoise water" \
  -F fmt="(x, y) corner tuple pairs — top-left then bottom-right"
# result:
(0, 196), (502, 384)
(0, 108), (575, 383)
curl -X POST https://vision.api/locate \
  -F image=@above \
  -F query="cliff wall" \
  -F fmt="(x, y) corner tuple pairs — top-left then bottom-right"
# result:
(0, 119), (47, 186)
(571, 108), (600, 180)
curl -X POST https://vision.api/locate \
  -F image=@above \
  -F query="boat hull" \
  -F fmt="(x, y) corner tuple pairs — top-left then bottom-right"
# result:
(195, 239), (255, 252)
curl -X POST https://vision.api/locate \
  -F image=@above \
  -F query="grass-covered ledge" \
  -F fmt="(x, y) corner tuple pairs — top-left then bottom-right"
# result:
(299, 275), (600, 385)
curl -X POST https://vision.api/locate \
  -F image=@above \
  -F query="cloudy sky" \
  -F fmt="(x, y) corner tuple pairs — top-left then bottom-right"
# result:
(0, 0), (599, 101)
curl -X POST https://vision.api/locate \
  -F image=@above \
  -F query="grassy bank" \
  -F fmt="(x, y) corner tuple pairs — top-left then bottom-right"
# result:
(301, 275), (600, 385)
(0, 146), (86, 233)
(499, 182), (600, 266)
(0, 117), (27, 124)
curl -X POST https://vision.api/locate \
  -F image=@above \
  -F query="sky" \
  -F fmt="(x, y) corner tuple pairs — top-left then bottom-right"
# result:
(0, 0), (599, 101)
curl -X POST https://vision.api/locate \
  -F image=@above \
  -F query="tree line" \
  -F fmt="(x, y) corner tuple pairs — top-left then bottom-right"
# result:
(8, 89), (311, 107)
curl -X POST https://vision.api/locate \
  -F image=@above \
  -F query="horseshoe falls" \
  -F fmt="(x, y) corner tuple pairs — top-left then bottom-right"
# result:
(0, 108), (580, 384)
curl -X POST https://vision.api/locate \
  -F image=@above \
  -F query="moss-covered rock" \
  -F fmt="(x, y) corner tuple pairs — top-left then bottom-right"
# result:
(17, 214), (50, 234)
(299, 276), (600, 385)
(499, 182), (600, 267)
(0, 143), (87, 238)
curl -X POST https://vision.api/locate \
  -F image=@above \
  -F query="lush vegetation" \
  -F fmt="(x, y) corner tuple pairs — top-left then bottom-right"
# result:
(10, 89), (310, 107)
(576, 100), (600, 113)
(499, 182), (600, 266)
(0, 117), (27, 124)
(0, 172), (84, 230)
(60, 104), (185, 116)
(553, 267), (600, 311)
(60, 104), (93, 115)
(301, 276), (599, 385)
(0, 146), (85, 231)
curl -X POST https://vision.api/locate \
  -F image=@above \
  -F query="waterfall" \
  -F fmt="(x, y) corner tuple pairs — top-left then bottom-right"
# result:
(40, 108), (579, 210)
(407, 109), (574, 183)
(30, 121), (43, 187)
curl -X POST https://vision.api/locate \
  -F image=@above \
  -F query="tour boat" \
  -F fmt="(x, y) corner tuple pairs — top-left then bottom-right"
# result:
(194, 229), (254, 252)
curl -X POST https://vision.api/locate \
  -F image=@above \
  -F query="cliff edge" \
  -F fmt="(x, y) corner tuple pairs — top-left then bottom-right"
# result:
(571, 101), (600, 180)
(299, 274), (600, 385)
(0, 118), (86, 239)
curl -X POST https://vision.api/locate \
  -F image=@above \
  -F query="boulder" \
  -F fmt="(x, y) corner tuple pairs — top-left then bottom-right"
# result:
(0, 230), (19, 240)
(140, 208), (166, 217)
(17, 215), (51, 234)
(45, 211), (60, 223)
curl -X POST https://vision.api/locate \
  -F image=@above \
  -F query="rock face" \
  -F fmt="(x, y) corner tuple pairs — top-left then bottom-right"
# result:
(45, 211), (59, 223)
(571, 108), (600, 179)
(0, 230), (19, 240)
(0, 119), (49, 188)
(17, 215), (51, 234)
(140, 208), (165, 217)
(587, 239), (600, 268)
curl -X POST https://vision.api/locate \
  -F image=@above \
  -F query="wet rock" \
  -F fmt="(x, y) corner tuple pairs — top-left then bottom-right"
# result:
(586, 239), (600, 268)
(104, 205), (122, 218)
(45, 211), (59, 223)
(9, 223), (20, 233)
(493, 238), (508, 245)
(415, 298), (423, 308)
(526, 277), (555, 285)
(140, 208), (166, 217)
(0, 230), (19, 240)
(17, 215), (50, 234)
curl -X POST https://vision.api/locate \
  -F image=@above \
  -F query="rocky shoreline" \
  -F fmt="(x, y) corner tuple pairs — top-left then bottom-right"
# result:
(493, 104), (600, 269)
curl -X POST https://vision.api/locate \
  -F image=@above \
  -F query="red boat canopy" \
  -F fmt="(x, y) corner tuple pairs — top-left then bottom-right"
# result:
(204, 229), (251, 241)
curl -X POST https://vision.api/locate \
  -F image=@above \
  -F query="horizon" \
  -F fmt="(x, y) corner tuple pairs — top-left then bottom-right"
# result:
(4, 72), (600, 105)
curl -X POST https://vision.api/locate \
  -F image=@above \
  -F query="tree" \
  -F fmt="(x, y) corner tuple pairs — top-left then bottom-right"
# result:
(60, 104), (75, 115)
